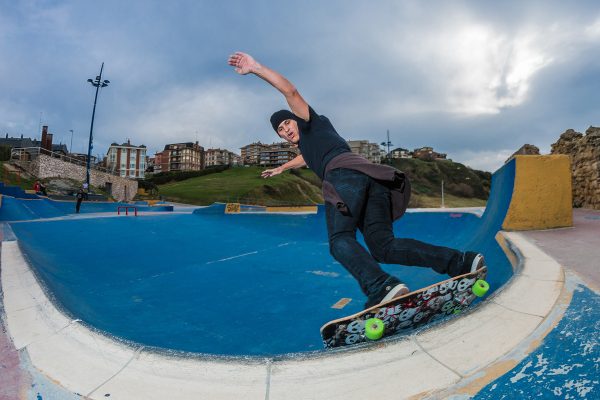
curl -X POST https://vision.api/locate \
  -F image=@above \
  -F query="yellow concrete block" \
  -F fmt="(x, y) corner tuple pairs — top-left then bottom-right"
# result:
(503, 155), (572, 230)
(225, 203), (241, 214)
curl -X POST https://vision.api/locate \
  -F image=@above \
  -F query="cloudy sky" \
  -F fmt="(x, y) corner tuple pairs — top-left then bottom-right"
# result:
(1, 0), (599, 172)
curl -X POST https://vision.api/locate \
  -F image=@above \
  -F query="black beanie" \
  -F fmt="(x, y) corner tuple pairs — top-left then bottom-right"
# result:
(270, 110), (297, 132)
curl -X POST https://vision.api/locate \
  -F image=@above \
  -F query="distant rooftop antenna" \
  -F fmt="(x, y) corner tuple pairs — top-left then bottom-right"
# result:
(38, 112), (43, 138)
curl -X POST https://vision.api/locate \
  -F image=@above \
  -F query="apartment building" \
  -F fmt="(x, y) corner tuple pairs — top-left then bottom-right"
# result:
(106, 140), (147, 179)
(347, 140), (381, 163)
(240, 141), (300, 167)
(153, 151), (165, 173)
(240, 142), (269, 165)
(155, 142), (204, 173)
(205, 148), (242, 167)
(258, 148), (298, 167)
(230, 153), (242, 166)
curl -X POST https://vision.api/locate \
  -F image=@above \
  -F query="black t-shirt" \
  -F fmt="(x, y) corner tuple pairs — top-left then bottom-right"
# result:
(298, 106), (351, 179)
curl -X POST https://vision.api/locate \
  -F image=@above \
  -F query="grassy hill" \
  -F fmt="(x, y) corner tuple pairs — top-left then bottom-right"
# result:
(391, 158), (491, 208)
(157, 166), (323, 206)
(156, 159), (491, 208)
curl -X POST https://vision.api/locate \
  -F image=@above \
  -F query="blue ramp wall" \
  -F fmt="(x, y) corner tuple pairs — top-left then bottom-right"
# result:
(0, 197), (174, 221)
(8, 160), (517, 356)
(0, 182), (39, 199)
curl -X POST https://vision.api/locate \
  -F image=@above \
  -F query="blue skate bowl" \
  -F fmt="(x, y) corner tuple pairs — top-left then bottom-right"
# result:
(4, 160), (516, 357)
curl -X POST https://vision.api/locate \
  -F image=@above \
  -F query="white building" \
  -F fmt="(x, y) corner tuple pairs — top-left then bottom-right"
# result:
(390, 147), (412, 159)
(106, 140), (147, 179)
(347, 140), (381, 164)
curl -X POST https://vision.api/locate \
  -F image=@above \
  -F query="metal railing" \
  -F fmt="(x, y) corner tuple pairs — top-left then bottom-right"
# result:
(10, 147), (121, 177)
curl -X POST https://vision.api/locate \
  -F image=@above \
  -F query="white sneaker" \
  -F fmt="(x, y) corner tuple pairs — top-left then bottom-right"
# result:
(381, 283), (410, 303)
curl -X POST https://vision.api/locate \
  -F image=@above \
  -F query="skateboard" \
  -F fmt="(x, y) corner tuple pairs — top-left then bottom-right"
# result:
(320, 267), (489, 349)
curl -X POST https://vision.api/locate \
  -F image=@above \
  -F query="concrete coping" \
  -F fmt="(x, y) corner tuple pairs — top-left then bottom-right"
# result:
(1, 231), (565, 399)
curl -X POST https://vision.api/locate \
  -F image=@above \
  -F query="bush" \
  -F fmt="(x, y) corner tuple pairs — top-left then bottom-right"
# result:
(147, 165), (230, 185)
(0, 145), (11, 161)
(137, 179), (159, 195)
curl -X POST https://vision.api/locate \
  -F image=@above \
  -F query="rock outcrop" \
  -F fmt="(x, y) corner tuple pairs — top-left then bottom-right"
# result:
(506, 144), (540, 163)
(551, 126), (600, 209)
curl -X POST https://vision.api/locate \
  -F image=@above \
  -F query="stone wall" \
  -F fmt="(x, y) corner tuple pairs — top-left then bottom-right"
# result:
(551, 126), (600, 209)
(23, 154), (138, 201)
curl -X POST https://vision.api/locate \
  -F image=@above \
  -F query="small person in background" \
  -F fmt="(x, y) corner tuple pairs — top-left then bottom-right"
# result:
(75, 189), (85, 213)
(33, 180), (47, 196)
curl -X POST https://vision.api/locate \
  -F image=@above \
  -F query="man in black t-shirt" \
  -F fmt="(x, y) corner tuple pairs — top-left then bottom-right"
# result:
(228, 52), (485, 309)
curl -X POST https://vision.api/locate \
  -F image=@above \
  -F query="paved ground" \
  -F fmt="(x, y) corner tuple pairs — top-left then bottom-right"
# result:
(523, 208), (600, 290)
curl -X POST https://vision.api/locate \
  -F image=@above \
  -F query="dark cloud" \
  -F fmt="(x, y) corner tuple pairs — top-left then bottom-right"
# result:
(0, 1), (598, 171)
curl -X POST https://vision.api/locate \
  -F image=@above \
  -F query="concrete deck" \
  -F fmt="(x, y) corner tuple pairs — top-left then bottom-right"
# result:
(521, 208), (600, 290)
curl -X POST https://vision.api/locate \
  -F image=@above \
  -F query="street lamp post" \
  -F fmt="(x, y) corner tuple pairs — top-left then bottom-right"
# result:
(69, 129), (74, 154)
(380, 129), (393, 164)
(86, 62), (110, 187)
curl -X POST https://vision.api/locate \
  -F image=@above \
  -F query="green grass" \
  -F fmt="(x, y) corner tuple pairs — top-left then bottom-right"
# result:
(392, 158), (491, 200)
(0, 161), (36, 191)
(410, 193), (487, 208)
(158, 166), (323, 206)
(158, 161), (490, 208)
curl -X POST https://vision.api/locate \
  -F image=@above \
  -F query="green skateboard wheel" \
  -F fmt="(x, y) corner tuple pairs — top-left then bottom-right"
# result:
(364, 318), (384, 341)
(472, 279), (490, 297)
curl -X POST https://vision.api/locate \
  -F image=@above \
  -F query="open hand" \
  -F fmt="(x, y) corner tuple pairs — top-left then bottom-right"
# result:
(228, 52), (259, 75)
(261, 167), (283, 178)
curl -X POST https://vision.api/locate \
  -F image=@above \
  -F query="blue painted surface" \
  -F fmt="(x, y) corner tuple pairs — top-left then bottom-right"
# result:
(7, 160), (516, 356)
(0, 182), (39, 199)
(0, 197), (173, 221)
(475, 285), (599, 399)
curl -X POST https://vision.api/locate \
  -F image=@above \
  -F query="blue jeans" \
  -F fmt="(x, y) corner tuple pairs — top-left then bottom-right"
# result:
(325, 168), (464, 299)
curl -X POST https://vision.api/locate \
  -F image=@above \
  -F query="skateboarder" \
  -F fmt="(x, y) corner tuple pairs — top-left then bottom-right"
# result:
(75, 189), (84, 213)
(228, 52), (485, 309)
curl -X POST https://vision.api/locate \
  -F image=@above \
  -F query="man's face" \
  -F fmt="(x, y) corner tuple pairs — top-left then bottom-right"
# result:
(276, 119), (300, 144)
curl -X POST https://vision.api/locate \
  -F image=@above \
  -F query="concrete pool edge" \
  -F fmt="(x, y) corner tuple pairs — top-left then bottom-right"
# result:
(1, 231), (566, 399)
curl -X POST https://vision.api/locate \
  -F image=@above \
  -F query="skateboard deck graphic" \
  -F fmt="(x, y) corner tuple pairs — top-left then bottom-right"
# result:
(320, 267), (488, 348)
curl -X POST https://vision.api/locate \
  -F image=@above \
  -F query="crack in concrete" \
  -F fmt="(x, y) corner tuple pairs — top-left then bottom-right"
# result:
(411, 335), (464, 379)
(86, 346), (145, 398)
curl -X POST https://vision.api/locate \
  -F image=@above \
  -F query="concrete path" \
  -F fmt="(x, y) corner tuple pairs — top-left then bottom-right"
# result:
(522, 208), (600, 290)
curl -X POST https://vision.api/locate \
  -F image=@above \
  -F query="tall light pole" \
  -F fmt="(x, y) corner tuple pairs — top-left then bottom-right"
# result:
(441, 180), (445, 208)
(86, 63), (110, 187)
(69, 129), (74, 154)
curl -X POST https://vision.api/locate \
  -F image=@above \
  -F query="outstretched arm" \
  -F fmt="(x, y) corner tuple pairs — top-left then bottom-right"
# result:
(228, 52), (309, 121)
(261, 155), (307, 178)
